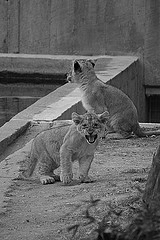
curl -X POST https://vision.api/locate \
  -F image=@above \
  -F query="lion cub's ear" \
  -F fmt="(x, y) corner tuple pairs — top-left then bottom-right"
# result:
(99, 111), (110, 124)
(72, 112), (82, 125)
(87, 59), (97, 68)
(73, 60), (82, 73)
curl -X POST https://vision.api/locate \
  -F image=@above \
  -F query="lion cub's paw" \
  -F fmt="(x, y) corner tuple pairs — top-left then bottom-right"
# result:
(79, 175), (94, 183)
(40, 175), (56, 185)
(60, 173), (73, 184)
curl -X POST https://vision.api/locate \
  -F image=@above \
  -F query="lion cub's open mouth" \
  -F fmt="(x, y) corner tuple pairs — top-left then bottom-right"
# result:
(85, 134), (98, 144)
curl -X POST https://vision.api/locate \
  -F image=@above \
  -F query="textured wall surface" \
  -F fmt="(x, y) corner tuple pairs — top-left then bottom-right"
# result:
(0, 0), (145, 54)
(0, 82), (62, 127)
(144, 1), (160, 86)
(0, 0), (159, 88)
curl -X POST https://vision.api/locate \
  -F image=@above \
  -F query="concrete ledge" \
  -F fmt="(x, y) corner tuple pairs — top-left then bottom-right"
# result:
(0, 53), (138, 75)
(140, 123), (160, 128)
(0, 120), (30, 155)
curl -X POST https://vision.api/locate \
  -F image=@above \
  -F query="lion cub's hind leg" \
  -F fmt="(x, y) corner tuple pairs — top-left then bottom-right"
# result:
(37, 152), (60, 185)
(117, 130), (132, 139)
(102, 124), (115, 139)
(110, 117), (133, 139)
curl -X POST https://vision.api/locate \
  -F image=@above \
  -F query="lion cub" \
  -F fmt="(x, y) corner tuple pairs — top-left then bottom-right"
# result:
(67, 59), (160, 138)
(23, 111), (109, 185)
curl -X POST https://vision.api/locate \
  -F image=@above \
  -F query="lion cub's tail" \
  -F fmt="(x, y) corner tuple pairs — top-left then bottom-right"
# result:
(134, 122), (160, 137)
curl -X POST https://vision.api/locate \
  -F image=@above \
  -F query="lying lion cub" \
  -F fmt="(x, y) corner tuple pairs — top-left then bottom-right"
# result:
(23, 111), (109, 185)
(67, 59), (160, 138)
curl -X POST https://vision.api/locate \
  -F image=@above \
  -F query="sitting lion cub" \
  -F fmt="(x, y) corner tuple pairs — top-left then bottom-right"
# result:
(23, 111), (109, 185)
(67, 59), (160, 138)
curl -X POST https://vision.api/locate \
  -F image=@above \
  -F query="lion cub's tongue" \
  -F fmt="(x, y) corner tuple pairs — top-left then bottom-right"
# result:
(89, 135), (95, 143)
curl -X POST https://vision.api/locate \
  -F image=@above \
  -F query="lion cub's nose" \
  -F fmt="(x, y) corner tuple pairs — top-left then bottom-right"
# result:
(88, 129), (94, 134)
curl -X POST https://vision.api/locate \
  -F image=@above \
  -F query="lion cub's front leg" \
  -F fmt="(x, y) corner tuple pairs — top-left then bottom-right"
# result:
(60, 146), (73, 184)
(78, 154), (94, 183)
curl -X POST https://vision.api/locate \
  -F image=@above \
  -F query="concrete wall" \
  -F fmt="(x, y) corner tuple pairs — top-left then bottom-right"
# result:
(0, 82), (62, 127)
(0, 0), (159, 86)
(108, 61), (145, 121)
(144, 1), (160, 86)
(0, 0), (144, 54)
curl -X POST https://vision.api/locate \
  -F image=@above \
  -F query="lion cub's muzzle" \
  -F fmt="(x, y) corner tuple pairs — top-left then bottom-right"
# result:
(85, 133), (98, 144)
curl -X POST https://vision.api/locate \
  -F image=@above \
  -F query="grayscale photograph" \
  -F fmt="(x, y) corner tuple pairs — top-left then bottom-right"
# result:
(0, 1), (160, 239)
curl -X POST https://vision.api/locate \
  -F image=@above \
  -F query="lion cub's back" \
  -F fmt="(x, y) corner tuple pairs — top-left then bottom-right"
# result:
(31, 124), (71, 159)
